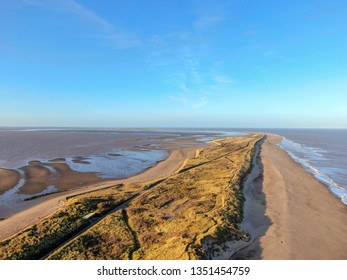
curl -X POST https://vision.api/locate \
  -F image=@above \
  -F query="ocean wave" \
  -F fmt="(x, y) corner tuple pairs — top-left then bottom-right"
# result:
(278, 137), (347, 205)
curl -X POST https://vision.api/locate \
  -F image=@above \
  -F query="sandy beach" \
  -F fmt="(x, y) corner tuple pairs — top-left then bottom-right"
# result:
(234, 134), (347, 260)
(0, 147), (196, 241)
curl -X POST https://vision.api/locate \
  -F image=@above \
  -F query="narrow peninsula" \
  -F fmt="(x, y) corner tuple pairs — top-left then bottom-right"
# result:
(0, 134), (263, 260)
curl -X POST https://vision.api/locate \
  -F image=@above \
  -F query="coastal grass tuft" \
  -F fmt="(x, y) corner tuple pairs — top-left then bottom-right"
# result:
(47, 209), (136, 260)
(0, 185), (136, 259)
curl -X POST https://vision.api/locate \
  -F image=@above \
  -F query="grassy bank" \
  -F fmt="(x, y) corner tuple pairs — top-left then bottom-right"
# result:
(0, 185), (137, 259)
(0, 134), (263, 260)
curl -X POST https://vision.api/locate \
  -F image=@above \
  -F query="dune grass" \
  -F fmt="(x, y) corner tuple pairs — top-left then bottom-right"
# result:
(0, 184), (136, 259)
(127, 136), (261, 259)
(45, 134), (263, 260)
(47, 209), (136, 260)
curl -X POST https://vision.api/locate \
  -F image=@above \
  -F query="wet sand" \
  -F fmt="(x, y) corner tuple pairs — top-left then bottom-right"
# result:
(0, 147), (196, 241)
(234, 134), (347, 259)
(20, 161), (105, 195)
(0, 169), (20, 195)
(0, 133), (203, 213)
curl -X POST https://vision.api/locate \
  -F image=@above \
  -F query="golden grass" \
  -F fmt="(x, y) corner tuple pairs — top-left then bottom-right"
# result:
(126, 136), (262, 260)
(0, 135), (263, 260)
(0, 184), (137, 259)
(48, 210), (136, 260)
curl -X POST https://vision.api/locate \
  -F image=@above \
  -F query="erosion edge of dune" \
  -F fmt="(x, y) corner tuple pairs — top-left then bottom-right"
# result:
(232, 134), (347, 260)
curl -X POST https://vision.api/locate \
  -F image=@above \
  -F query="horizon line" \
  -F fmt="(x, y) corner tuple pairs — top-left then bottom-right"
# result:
(0, 126), (346, 130)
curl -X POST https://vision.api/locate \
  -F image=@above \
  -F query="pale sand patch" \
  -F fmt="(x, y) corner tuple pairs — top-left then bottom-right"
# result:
(0, 147), (196, 241)
(235, 134), (347, 259)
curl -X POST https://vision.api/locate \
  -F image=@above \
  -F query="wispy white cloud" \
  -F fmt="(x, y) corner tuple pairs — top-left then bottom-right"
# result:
(194, 14), (225, 30)
(24, 0), (110, 28)
(151, 41), (234, 111)
(192, 96), (208, 110)
(180, 84), (192, 94)
(193, 1), (227, 30)
(141, 1), (233, 112)
(183, 47), (203, 84)
(169, 95), (189, 107)
(261, 49), (290, 62)
(245, 30), (258, 36)
(23, 0), (140, 49)
(213, 74), (234, 84)
(263, 50), (276, 57)
(170, 93), (209, 111)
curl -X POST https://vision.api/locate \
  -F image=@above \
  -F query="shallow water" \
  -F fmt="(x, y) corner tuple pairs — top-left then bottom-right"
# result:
(0, 130), (173, 169)
(0, 128), (247, 205)
(0, 180), (58, 212)
(65, 149), (169, 179)
(0, 128), (245, 169)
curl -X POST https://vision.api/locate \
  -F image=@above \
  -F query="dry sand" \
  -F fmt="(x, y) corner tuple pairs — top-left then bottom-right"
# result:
(0, 147), (196, 241)
(234, 134), (347, 260)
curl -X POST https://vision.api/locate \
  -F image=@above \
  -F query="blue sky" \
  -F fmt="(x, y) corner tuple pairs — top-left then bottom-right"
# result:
(0, 0), (346, 128)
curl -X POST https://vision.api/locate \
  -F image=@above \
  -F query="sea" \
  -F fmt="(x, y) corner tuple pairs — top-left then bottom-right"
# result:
(0, 128), (246, 178)
(0, 128), (247, 213)
(0, 128), (346, 206)
(264, 129), (347, 205)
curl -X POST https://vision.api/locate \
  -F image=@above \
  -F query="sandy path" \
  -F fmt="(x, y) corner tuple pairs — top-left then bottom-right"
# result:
(0, 147), (196, 241)
(235, 135), (347, 259)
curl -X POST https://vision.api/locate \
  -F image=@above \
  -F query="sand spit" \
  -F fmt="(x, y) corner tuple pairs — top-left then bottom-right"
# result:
(2, 133), (346, 260)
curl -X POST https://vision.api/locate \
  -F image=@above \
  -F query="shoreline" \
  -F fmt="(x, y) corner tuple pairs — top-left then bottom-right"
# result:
(0, 146), (196, 241)
(233, 134), (347, 259)
(278, 136), (347, 206)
